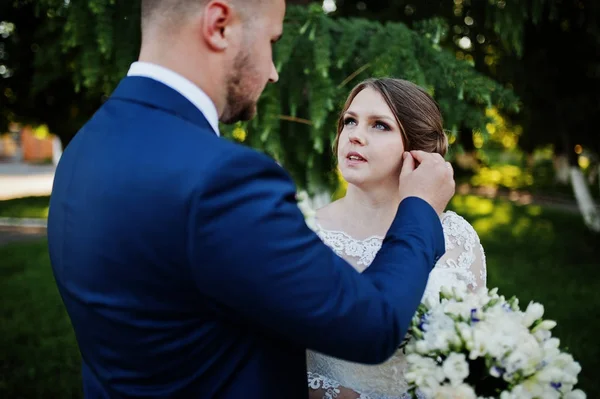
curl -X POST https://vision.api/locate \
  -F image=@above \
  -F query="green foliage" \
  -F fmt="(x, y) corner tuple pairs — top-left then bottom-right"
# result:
(334, 0), (600, 160)
(0, 1), (105, 143)
(3, 2), (518, 193)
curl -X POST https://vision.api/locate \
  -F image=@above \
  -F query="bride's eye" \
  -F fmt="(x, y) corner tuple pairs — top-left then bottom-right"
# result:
(374, 121), (391, 131)
(343, 117), (357, 126)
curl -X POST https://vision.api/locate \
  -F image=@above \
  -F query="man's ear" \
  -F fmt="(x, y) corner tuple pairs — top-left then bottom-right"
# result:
(201, 1), (236, 51)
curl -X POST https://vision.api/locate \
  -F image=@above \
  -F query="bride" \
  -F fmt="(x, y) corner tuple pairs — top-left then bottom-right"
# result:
(305, 78), (487, 399)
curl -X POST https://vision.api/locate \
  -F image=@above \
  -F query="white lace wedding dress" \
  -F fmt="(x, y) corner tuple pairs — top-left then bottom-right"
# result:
(306, 211), (487, 399)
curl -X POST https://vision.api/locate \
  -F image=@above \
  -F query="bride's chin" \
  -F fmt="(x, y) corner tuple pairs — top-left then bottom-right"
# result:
(342, 173), (374, 190)
(343, 172), (400, 192)
(340, 169), (362, 182)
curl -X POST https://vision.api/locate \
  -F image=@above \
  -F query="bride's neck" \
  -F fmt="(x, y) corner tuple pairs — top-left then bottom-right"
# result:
(338, 183), (401, 234)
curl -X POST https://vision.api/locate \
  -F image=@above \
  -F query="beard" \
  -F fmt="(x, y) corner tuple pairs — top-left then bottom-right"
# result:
(220, 50), (262, 124)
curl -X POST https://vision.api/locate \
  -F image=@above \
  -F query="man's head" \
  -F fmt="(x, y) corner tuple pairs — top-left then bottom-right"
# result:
(139, 0), (285, 123)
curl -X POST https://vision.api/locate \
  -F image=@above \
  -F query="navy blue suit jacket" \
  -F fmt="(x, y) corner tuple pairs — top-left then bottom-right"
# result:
(47, 76), (445, 398)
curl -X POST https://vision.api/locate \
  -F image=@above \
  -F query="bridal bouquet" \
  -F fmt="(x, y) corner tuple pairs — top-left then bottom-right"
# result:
(404, 284), (586, 399)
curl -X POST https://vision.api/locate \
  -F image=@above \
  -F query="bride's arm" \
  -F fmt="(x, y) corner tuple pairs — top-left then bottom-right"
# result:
(438, 212), (487, 291)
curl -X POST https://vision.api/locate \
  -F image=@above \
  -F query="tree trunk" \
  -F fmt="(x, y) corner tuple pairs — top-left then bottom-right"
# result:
(562, 133), (600, 233)
(570, 166), (600, 232)
(553, 154), (570, 184)
(562, 133), (600, 232)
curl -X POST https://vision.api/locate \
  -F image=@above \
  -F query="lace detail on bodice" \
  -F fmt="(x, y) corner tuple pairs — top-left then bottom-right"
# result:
(314, 225), (383, 272)
(306, 211), (487, 397)
(307, 372), (342, 398)
(308, 372), (375, 398)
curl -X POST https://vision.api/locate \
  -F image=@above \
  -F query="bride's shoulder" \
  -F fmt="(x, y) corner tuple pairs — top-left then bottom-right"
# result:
(315, 201), (339, 221)
(439, 210), (482, 245)
(299, 196), (342, 233)
(308, 202), (338, 232)
(440, 210), (466, 223)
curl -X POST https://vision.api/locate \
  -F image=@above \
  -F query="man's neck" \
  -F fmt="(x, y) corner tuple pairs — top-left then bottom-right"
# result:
(138, 42), (225, 117)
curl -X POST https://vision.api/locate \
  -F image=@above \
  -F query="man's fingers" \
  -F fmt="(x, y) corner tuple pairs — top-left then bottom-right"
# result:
(410, 150), (444, 164)
(409, 150), (428, 163)
(400, 152), (415, 177)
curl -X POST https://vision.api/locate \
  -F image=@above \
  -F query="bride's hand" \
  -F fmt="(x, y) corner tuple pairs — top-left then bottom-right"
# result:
(398, 151), (455, 216)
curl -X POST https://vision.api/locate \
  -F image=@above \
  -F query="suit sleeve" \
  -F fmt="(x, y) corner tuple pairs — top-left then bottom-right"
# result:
(187, 150), (445, 364)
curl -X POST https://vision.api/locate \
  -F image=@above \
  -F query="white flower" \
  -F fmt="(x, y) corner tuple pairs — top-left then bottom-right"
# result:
(432, 383), (476, 399)
(565, 389), (587, 399)
(416, 340), (430, 354)
(499, 391), (520, 399)
(405, 354), (445, 392)
(405, 288), (586, 399)
(542, 337), (561, 358)
(424, 294), (440, 309)
(440, 286), (455, 299)
(507, 333), (543, 375)
(442, 353), (469, 386)
(551, 353), (577, 371)
(523, 302), (544, 327)
(535, 365), (564, 384)
(505, 381), (542, 399)
(444, 301), (473, 321)
(532, 320), (557, 333)
(534, 328), (552, 343)
(450, 282), (469, 299)
(456, 322), (473, 349)
(504, 344), (543, 376)
(563, 360), (583, 381)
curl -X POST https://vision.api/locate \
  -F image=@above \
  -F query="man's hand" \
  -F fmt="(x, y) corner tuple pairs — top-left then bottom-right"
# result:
(398, 150), (455, 215)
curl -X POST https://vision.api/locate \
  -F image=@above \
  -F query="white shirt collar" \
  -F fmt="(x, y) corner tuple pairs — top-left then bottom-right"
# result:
(127, 62), (220, 136)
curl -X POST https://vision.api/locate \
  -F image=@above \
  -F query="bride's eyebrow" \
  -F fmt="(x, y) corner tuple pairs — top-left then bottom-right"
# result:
(369, 114), (394, 122)
(345, 110), (395, 123)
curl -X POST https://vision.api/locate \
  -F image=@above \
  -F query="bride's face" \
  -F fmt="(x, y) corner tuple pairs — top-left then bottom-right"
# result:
(337, 88), (405, 189)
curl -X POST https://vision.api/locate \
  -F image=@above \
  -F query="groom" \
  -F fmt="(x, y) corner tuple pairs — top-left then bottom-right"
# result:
(47, 0), (455, 397)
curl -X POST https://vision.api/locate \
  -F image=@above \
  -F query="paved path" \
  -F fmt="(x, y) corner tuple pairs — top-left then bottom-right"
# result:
(0, 163), (52, 245)
(0, 225), (47, 246)
(0, 162), (55, 200)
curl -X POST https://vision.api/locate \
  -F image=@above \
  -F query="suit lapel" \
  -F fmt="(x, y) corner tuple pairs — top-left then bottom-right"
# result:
(110, 76), (216, 134)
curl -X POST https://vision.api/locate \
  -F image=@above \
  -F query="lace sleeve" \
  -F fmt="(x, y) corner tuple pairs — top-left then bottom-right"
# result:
(438, 211), (487, 291)
(307, 372), (372, 399)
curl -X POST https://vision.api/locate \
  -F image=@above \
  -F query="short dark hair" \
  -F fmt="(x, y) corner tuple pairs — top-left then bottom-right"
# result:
(141, 0), (266, 31)
(141, 0), (202, 29)
(335, 78), (448, 157)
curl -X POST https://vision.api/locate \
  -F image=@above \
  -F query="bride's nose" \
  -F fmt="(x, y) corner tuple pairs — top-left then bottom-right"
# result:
(348, 129), (366, 146)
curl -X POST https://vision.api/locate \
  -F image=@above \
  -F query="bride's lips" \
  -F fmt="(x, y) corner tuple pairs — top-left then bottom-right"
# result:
(345, 151), (367, 166)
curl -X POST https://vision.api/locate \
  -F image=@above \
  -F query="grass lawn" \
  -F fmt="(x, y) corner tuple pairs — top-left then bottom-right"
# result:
(1, 195), (598, 397)
(0, 196), (50, 219)
(0, 240), (81, 398)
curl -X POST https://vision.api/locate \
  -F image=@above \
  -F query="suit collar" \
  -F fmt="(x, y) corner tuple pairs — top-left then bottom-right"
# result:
(126, 62), (220, 135)
(110, 76), (218, 135)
